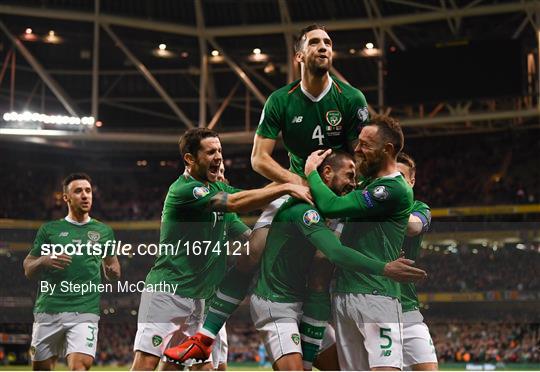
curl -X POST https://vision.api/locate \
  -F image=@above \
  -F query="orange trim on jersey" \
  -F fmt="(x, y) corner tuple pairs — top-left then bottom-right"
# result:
(288, 82), (301, 94)
(332, 80), (342, 93)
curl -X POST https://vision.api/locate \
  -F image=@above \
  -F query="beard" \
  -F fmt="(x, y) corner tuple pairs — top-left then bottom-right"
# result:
(306, 56), (331, 77)
(357, 151), (385, 179)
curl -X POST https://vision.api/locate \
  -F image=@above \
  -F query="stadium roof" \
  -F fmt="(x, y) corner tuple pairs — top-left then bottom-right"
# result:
(0, 0), (539, 147)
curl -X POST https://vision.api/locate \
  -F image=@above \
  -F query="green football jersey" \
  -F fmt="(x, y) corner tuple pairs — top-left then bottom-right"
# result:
(145, 172), (242, 299)
(256, 77), (369, 176)
(30, 218), (115, 315)
(253, 200), (328, 302)
(401, 200), (431, 312)
(307, 171), (413, 299)
(254, 198), (389, 303)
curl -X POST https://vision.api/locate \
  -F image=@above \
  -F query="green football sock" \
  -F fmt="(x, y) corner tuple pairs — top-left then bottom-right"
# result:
(202, 267), (253, 337)
(300, 290), (330, 369)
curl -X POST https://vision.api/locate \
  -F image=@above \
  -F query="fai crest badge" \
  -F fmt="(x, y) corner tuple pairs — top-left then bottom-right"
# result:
(87, 231), (100, 242)
(372, 186), (389, 201)
(152, 335), (163, 347)
(291, 333), (300, 345)
(303, 209), (320, 226)
(326, 110), (342, 127)
(193, 186), (210, 199)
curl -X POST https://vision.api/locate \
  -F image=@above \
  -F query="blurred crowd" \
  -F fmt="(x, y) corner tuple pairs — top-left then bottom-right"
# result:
(1, 130), (539, 221)
(433, 321), (540, 363)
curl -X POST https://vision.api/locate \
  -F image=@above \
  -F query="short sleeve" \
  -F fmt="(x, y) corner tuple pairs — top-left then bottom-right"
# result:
(345, 89), (369, 141)
(412, 201), (431, 233)
(256, 93), (282, 139)
(30, 225), (48, 257)
(289, 205), (328, 237)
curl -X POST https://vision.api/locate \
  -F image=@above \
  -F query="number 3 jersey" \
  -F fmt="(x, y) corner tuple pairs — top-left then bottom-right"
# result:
(256, 76), (369, 177)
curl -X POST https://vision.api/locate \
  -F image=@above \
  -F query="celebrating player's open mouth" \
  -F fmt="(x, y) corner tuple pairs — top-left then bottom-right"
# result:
(207, 162), (221, 181)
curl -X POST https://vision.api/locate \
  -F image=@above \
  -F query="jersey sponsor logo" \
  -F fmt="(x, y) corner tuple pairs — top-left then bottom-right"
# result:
(291, 115), (303, 124)
(59, 232), (69, 237)
(325, 110), (342, 126)
(302, 209), (320, 226)
(362, 190), (374, 208)
(380, 350), (392, 357)
(291, 333), (300, 345)
(193, 186), (210, 199)
(357, 106), (369, 122)
(372, 185), (389, 201)
(87, 231), (101, 242)
(152, 335), (163, 347)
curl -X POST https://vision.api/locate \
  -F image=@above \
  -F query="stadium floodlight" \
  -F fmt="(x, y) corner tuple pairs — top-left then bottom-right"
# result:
(252, 48), (261, 55)
(159, 43), (167, 50)
(366, 42), (374, 49)
(44, 30), (62, 44)
(2, 111), (95, 126)
(211, 50), (219, 57)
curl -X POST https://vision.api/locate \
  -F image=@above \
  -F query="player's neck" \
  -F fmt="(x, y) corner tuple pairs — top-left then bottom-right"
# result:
(301, 72), (330, 98)
(375, 159), (399, 179)
(66, 211), (90, 224)
(184, 168), (208, 185)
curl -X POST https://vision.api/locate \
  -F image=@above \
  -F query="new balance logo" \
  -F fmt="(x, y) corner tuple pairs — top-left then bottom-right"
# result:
(291, 116), (303, 123)
(380, 350), (392, 357)
(59, 232), (69, 237)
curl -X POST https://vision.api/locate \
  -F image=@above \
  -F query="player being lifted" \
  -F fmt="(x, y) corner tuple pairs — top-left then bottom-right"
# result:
(250, 150), (427, 370)
(165, 23), (371, 366)
(396, 153), (438, 371)
(23, 173), (121, 371)
(304, 115), (415, 370)
(131, 128), (311, 370)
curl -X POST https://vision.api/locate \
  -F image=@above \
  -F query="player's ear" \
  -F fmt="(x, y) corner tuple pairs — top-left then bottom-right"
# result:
(383, 142), (394, 155)
(295, 50), (304, 63)
(321, 165), (333, 182)
(62, 192), (69, 203)
(184, 152), (196, 166)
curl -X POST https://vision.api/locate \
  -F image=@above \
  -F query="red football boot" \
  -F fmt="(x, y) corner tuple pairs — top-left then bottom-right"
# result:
(164, 333), (214, 365)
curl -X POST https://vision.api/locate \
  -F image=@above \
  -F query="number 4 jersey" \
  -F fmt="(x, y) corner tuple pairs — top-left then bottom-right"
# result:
(256, 76), (369, 177)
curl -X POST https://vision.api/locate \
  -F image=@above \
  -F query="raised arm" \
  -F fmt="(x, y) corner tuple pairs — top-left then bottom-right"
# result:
(209, 183), (312, 214)
(251, 135), (306, 185)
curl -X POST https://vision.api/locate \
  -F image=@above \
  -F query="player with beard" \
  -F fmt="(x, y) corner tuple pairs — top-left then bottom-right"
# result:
(164, 24), (371, 367)
(131, 128), (311, 370)
(304, 115), (416, 370)
(250, 151), (427, 370)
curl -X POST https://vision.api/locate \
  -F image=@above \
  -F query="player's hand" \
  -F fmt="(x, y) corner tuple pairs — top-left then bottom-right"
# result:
(304, 149), (332, 176)
(41, 254), (72, 270)
(104, 263), (121, 281)
(286, 184), (314, 205)
(383, 258), (427, 283)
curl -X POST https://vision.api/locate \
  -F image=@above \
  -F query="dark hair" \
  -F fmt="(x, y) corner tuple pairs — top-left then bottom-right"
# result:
(317, 149), (354, 174)
(179, 128), (219, 165)
(368, 114), (404, 157)
(294, 24), (327, 53)
(62, 173), (92, 192)
(397, 152), (416, 176)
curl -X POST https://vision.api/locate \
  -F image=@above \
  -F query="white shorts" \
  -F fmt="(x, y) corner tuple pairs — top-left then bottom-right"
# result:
(402, 310), (437, 367)
(133, 290), (205, 357)
(320, 323), (336, 353)
(333, 293), (403, 370)
(30, 312), (99, 361)
(250, 294), (302, 363)
(253, 195), (290, 230)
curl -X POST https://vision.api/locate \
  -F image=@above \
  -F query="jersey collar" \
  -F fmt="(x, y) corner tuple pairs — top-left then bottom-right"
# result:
(65, 215), (91, 226)
(380, 171), (402, 179)
(300, 75), (333, 102)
